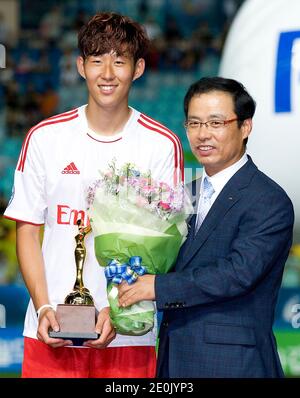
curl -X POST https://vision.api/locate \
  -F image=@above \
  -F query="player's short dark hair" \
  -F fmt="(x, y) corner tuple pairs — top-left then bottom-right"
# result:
(78, 12), (150, 63)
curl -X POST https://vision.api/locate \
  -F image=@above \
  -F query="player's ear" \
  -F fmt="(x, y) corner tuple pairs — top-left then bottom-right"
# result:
(77, 56), (86, 80)
(132, 58), (145, 82)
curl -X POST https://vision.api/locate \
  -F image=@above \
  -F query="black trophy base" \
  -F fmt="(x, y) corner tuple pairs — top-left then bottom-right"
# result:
(49, 304), (99, 346)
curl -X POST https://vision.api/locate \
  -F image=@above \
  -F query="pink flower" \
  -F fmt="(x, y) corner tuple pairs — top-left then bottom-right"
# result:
(139, 178), (151, 187)
(159, 182), (171, 192)
(159, 201), (171, 211)
(141, 186), (153, 194)
(104, 171), (113, 179)
(136, 196), (149, 207)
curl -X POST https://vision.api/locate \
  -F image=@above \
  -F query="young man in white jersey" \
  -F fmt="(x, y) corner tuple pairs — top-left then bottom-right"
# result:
(4, 12), (183, 378)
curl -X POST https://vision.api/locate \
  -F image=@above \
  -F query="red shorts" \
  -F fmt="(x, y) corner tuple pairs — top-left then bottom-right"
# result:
(22, 337), (156, 378)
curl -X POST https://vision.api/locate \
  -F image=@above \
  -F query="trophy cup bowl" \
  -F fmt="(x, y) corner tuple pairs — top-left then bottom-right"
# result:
(49, 220), (99, 345)
(64, 288), (94, 305)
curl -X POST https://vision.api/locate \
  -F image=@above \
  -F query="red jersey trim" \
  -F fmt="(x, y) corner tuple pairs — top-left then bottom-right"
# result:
(17, 112), (79, 172)
(140, 114), (184, 181)
(138, 114), (184, 185)
(86, 133), (123, 143)
(3, 215), (44, 226)
(47, 108), (78, 120)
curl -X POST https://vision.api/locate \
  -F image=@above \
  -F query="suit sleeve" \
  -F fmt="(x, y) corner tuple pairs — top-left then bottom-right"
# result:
(155, 188), (294, 309)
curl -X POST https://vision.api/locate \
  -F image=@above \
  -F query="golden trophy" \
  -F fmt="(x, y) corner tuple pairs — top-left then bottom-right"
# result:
(49, 219), (98, 344)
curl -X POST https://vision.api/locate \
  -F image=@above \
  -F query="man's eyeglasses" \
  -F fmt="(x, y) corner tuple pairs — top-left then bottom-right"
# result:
(184, 118), (238, 132)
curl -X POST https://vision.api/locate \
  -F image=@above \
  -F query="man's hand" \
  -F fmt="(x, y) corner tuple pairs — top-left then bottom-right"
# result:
(83, 306), (116, 348)
(118, 275), (156, 307)
(37, 307), (73, 348)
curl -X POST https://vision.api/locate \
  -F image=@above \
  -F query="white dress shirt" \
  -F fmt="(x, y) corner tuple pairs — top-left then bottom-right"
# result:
(195, 153), (248, 229)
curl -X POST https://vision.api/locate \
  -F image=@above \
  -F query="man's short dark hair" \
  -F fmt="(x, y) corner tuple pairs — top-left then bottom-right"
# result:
(184, 77), (256, 145)
(184, 76), (256, 145)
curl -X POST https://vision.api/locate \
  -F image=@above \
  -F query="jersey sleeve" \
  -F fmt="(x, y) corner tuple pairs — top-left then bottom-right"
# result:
(156, 133), (184, 188)
(4, 132), (47, 225)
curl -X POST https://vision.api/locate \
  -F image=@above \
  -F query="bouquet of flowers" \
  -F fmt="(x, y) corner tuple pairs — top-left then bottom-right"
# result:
(87, 160), (192, 336)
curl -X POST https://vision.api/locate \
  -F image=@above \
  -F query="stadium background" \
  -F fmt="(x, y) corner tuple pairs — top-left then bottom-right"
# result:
(0, 0), (299, 377)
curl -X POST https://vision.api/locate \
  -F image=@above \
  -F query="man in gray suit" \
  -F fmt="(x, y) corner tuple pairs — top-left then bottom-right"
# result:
(118, 77), (294, 378)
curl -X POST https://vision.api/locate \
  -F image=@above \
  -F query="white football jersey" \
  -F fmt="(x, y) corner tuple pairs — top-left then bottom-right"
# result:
(4, 105), (184, 347)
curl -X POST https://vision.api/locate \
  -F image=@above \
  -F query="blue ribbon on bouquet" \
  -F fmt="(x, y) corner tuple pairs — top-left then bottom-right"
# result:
(104, 256), (147, 285)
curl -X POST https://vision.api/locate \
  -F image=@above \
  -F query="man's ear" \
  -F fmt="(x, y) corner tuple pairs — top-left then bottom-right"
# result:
(76, 56), (86, 80)
(241, 118), (252, 140)
(132, 58), (145, 82)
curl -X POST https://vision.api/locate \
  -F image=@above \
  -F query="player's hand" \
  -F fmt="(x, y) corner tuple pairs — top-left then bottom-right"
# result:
(37, 308), (73, 348)
(83, 306), (116, 349)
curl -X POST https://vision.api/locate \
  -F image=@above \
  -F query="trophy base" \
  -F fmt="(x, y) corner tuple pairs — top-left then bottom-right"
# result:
(49, 304), (99, 346)
(49, 331), (99, 347)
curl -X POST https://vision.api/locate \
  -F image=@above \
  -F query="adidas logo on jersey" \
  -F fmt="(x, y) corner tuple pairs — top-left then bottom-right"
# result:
(62, 162), (80, 174)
